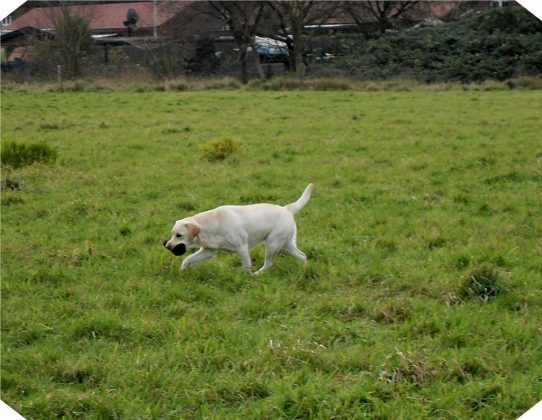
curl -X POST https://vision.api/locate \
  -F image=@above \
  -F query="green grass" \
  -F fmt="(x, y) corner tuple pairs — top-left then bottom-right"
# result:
(1, 90), (541, 418)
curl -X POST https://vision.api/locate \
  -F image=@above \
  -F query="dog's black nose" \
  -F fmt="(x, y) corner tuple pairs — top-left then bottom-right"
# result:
(163, 239), (168, 248)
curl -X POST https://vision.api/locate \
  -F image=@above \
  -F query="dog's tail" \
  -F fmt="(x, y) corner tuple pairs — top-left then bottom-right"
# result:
(285, 183), (314, 214)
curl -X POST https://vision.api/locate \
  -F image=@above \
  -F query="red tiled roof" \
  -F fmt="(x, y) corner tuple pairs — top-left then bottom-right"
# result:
(8, 2), (186, 31)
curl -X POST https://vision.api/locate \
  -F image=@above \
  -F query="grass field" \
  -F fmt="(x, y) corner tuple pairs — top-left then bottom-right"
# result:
(2, 89), (541, 418)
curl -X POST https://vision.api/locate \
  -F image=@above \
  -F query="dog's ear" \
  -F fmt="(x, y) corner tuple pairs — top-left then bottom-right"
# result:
(186, 222), (201, 241)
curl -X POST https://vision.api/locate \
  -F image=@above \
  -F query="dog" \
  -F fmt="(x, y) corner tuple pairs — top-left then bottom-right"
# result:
(164, 183), (313, 275)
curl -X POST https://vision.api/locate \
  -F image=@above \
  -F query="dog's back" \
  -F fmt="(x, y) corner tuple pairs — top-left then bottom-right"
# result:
(207, 204), (291, 249)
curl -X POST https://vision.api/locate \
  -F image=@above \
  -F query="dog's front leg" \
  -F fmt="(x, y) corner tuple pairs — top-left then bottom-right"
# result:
(236, 246), (254, 275)
(181, 247), (215, 271)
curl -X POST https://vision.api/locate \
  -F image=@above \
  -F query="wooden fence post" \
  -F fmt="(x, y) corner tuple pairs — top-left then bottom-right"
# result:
(57, 65), (63, 91)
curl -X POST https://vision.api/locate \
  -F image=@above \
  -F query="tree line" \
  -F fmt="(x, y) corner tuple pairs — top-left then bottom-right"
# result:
(164, 1), (447, 84)
(13, 1), (535, 84)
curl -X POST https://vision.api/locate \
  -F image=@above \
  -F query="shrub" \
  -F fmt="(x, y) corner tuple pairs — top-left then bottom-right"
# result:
(1, 141), (58, 169)
(201, 138), (242, 161)
(457, 262), (506, 302)
(71, 81), (85, 92)
(336, 7), (542, 83)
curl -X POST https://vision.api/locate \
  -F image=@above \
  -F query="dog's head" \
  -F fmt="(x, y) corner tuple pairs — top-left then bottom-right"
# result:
(163, 219), (201, 256)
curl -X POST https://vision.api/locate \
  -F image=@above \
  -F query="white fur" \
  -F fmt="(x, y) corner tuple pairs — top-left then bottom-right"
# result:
(165, 184), (313, 275)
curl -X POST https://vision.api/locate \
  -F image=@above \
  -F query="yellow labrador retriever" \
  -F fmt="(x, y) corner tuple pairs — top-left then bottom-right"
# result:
(164, 184), (313, 275)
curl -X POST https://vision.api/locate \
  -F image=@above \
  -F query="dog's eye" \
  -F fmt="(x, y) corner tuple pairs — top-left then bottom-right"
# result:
(176, 234), (183, 238)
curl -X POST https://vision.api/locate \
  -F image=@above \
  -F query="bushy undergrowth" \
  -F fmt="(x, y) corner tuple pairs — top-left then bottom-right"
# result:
(3, 75), (542, 95)
(338, 7), (542, 83)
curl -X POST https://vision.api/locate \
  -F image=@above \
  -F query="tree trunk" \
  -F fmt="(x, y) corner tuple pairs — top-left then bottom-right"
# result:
(239, 47), (248, 84)
(291, 22), (305, 85)
(251, 41), (265, 80)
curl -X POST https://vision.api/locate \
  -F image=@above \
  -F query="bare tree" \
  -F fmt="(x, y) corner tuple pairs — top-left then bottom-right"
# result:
(267, 1), (338, 84)
(160, 1), (269, 83)
(207, 1), (268, 84)
(46, 2), (93, 78)
(342, 1), (422, 35)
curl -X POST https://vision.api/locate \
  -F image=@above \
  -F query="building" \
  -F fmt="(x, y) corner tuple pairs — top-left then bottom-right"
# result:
(4, 2), (187, 37)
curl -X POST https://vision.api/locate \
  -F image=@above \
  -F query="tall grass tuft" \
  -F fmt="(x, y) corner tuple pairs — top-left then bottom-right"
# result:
(261, 77), (303, 91)
(201, 138), (242, 161)
(513, 76), (542, 90)
(1, 141), (58, 169)
(379, 350), (440, 385)
(307, 78), (352, 91)
(458, 262), (506, 302)
(3, 75), (542, 93)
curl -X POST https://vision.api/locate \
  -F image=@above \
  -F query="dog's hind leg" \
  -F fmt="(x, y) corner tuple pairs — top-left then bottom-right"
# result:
(282, 225), (307, 265)
(283, 242), (308, 264)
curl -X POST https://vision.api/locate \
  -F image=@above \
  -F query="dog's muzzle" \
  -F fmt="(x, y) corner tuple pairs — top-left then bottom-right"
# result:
(164, 240), (187, 256)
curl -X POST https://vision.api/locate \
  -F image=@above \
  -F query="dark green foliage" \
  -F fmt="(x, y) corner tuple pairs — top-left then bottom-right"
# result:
(338, 8), (542, 83)
(1, 141), (58, 168)
(187, 37), (218, 75)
